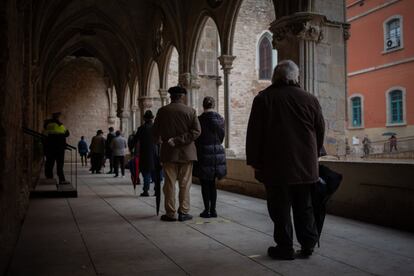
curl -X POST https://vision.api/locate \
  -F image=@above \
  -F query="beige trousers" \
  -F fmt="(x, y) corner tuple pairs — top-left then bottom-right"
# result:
(163, 162), (193, 217)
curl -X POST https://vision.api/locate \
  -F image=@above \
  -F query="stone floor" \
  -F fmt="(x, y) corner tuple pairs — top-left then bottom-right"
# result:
(6, 167), (414, 276)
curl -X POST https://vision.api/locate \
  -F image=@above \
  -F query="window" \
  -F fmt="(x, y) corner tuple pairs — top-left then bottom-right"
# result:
(259, 36), (272, 80)
(384, 16), (403, 51)
(389, 90), (403, 123)
(386, 87), (406, 126)
(351, 97), (362, 127)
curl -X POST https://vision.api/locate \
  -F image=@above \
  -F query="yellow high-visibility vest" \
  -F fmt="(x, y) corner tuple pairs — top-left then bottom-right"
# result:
(44, 122), (67, 135)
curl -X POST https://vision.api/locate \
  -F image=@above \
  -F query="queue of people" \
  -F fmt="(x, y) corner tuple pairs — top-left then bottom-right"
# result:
(46, 59), (327, 261)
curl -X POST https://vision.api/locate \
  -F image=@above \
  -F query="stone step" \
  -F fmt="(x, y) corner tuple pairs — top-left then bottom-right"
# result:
(30, 179), (77, 198)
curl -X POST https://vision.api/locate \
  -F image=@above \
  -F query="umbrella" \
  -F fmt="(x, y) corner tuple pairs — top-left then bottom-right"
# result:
(382, 132), (397, 136)
(154, 145), (162, 216)
(312, 164), (343, 246)
(128, 156), (140, 195)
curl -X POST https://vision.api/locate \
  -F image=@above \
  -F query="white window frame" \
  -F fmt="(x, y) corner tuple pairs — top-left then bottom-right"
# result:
(383, 15), (404, 53)
(348, 94), (364, 129)
(256, 31), (277, 81)
(385, 86), (406, 127)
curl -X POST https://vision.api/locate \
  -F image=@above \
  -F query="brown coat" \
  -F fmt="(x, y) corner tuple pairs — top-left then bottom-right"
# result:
(246, 83), (325, 184)
(153, 102), (201, 163)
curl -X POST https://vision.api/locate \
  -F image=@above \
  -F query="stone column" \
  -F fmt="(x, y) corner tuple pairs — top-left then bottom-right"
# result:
(191, 74), (201, 113)
(270, 12), (349, 156)
(158, 88), (168, 106)
(138, 96), (153, 124)
(119, 109), (131, 136)
(218, 55), (236, 149)
(131, 105), (138, 131)
(270, 12), (326, 95)
(179, 72), (191, 106)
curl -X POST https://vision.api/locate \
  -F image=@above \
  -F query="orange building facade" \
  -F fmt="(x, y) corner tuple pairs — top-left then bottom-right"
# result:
(346, 0), (414, 151)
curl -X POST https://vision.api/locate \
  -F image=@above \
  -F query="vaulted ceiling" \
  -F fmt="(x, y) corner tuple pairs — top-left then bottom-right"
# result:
(31, 0), (311, 110)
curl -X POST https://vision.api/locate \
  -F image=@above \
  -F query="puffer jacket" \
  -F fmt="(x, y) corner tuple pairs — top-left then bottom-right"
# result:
(193, 111), (226, 180)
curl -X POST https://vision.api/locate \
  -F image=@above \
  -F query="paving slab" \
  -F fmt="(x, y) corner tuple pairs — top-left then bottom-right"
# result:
(6, 167), (414, 276)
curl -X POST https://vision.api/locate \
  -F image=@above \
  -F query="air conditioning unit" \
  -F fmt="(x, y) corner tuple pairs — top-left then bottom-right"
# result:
(386, 37), (401, 49)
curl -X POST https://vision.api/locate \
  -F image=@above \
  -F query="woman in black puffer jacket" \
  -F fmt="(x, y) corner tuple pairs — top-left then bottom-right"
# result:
(194, 96), (226, 218)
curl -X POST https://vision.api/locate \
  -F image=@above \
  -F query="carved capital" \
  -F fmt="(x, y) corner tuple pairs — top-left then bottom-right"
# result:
(218, 55), (236, 74)
(131, 105), (139, 112)
(191, 75), (201, 89)
(179, 73), (191, 88)
(108, 115), (116, 124)
(270, 12), (327, 50)
(138, 96), (153, 109)
(158, 88), (168, 98)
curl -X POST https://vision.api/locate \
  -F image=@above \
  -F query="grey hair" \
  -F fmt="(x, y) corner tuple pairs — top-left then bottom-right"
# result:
(271, 60), (300, 84)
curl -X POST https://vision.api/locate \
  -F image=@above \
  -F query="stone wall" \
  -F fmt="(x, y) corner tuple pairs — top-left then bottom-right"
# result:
(47, 57), (117, 149)
(0, 0), (31, 273)
(214, 158), (414, 232)
(230, 0), (276, 156)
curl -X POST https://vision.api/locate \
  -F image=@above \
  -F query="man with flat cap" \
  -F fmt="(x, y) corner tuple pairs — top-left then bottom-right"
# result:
(153, 86), (201, 222)
(134, 110), (158, 197)
(43, 112), (70, 184)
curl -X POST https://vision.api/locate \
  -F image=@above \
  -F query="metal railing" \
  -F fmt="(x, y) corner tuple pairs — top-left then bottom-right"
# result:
(22, 127), (78, 192)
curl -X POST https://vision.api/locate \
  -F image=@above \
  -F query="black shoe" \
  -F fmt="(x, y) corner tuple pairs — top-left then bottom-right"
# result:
(140, 192), (149, 197)
(160, 215), (177, 222)
(295, 248), (313, 259)
(113, 175), (118, 178)
(210, 210), (217, 218)
(267, 246), (295, 260)
(107, 171), (113, 174)
(200, 210), (210, 218)
(178, 213), (193, 222)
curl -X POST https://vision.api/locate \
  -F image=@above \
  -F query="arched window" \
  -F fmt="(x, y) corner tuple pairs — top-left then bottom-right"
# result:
(389, 90), (403, 123)
(259, 36), (272, 80)
(384, 16), (403, 51)
(351, 97), (362, 127)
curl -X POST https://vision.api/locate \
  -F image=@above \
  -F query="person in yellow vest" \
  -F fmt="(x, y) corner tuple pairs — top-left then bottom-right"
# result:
(43, 112), (70, 184)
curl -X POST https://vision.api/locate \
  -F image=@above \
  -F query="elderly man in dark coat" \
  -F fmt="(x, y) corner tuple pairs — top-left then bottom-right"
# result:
(134, 110), (157, 197)
(153, 86), (201, 222)
(246, 60), (325, 260)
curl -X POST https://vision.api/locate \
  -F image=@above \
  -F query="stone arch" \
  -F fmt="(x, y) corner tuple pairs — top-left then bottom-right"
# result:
(192, 16), (222, 114)
(47, 57), (119, 148)
(166, 45), (180, 89)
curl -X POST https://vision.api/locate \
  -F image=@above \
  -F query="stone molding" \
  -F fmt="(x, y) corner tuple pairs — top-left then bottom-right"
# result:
(158, 88), (168, 98)
(269, 12), (327, 49)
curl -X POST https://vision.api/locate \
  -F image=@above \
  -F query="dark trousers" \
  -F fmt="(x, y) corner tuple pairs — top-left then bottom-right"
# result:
(200, 178), (217, 212)
(106, 154), (114, 172)
(113, 156), (125, 176)
(264, 183), (318, 250)
(91, 153), (104, 173)
(45, 150), (65, 182)
(80, 153), (87, 166)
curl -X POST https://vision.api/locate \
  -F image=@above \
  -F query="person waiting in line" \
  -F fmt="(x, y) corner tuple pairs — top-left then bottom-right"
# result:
(134, 110), (159, 197)
(77, 136), (89, 167)
(246, 60), (325, 260)
(389, 135), (398, 152)
(89, 130), (106, 174)
(43, 112), (70, 185)
(111, 130), (127, 177)
(193, 96), (226, 218)
(105, 127), (116, 173)
(128, 130), (136, 154)
(153, 86), (201, 222)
